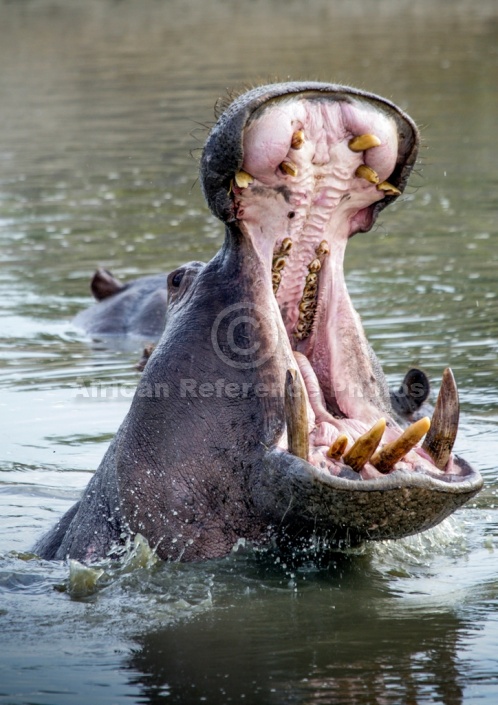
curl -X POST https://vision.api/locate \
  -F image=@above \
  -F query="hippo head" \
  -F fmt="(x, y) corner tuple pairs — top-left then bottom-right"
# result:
(36, 83), (483, 564)
(192, 82), (482, 551)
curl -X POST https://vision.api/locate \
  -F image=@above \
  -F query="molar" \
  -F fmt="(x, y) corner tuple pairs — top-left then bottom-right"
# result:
(294, 241), (330, 340)
(272, 238), (293, 294)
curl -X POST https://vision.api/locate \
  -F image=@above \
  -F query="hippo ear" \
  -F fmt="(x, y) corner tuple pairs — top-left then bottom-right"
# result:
(91, 268), (124, 300)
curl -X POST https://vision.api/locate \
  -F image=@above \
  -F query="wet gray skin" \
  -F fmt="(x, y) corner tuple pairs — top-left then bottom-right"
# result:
(36, 82), (482, 562)
(73, 267), (205, 338)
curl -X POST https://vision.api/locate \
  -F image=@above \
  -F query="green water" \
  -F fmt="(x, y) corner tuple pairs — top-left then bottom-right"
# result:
(1, 1), (497, 703)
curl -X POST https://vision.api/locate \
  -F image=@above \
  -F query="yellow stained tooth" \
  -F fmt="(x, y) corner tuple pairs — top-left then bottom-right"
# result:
(377, 181), (401, 196)
(348, 134), (382, 152)
(327, 434), (349, 460)
(422, 367), (459, 470)
(315, 240), (329, 257)
(280, 238), (293, 254)
(234, 170), (254, 188)
(342, 418), (386, 472)
(308, 258), (321, 273)
(291, 130), (305, 150)
(299, 299), (314, 312)
(280, 161), (299, 177)
(284, 369), (309, 461)
(371, 417), (431, 474)
(355, 164), (380, 185)
(272, 256), (286, 271)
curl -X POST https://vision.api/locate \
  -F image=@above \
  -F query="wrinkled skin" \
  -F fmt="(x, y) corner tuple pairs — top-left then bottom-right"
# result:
(36, 82), (482, 563)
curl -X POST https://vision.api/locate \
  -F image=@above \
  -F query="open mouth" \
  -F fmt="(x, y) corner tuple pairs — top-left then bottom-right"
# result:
(210, 86), (473, 485)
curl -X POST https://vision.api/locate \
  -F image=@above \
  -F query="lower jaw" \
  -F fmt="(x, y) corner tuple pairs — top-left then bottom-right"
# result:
(276, 319), (462, 482)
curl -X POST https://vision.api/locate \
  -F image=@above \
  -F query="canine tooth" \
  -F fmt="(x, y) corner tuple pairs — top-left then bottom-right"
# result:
(348, 134), (382, 152)
(315, 240), (329, 257)
(291, 130), (305, 149)
(371, 417), (431, 473)
(280, 161), (298, 177)
(377, 180), (401, 196)
(234, 170), (254, 188)
(342, 418), (386, 472)
(327, 434), (349, 460)
(355, 164), (380, 185)
(284, 369), (309, 461)
(422, 368), (460, 470)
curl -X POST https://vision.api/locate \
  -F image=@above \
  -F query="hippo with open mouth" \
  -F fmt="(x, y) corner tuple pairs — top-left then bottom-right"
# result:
(36, 82), (482, 562)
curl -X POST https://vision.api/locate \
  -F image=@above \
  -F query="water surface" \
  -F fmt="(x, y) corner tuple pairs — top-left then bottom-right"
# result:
(1, 1), (497, 703)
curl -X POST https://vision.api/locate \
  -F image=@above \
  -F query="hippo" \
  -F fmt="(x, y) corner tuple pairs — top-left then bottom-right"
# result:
(74, 265), (432, 416)
(73, 268), (170, 338)
(36, 82), (482, 563)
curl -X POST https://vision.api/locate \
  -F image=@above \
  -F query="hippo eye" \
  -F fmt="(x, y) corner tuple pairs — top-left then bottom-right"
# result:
(171, 270), (185, 288)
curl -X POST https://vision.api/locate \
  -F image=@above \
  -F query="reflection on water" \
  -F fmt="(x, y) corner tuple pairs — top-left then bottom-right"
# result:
(1, 0), (497, 703)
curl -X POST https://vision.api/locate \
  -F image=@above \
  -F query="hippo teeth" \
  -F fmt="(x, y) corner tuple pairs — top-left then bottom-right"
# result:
(348, 133), (382, 152)
(341, 418), (386, 472)
(294, 240), (329, 341)
(284, 369), (309, 461)
(272, 238), (293, 294)
(326, 434), (349, 460)
(291, 129), (305, 150)
(355, 164), (380, 185)
(377, 181), (401, 196)
(371, 416), (432, 473)
(234, 170), (254, 188)
(422, 368), (460, 470)
(279, 160), (299, 177)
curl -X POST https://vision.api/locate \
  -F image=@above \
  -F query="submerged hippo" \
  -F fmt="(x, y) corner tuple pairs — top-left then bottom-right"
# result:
(36, 82), (482, 563)
(73, 269), (169, 338)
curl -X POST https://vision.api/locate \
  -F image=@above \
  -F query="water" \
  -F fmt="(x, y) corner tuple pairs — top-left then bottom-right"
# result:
(1, 0), (497, 702)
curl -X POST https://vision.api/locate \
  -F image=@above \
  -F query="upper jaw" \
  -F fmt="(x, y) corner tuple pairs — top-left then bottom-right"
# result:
(200, 81), (419, 227)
